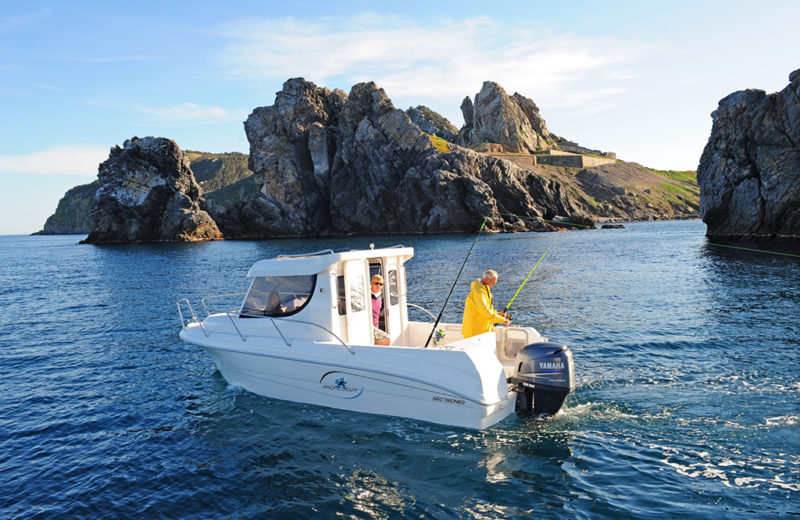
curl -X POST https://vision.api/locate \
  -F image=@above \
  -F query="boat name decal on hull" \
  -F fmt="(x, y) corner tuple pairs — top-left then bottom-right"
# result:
(433, 395), (465, 405)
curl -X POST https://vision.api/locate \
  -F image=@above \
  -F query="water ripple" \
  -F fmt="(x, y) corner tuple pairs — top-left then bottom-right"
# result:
(1, 223), (798, 519)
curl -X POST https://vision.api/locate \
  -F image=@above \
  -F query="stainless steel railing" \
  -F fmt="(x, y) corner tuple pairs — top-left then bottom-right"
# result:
(178, 298), (354, 355)
(407, 302), (436, 320)
(176, 298), (209, 337)
(201, 293), (245, 317)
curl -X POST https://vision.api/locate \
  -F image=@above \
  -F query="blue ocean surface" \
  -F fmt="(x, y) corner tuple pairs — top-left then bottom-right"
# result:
(1, 220), (797, 519)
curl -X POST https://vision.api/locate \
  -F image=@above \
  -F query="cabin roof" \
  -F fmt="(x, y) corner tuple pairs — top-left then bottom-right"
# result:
(247, 246), (415, 277)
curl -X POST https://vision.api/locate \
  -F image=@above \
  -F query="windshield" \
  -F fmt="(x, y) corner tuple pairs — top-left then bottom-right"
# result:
(240, 274), (317, 317)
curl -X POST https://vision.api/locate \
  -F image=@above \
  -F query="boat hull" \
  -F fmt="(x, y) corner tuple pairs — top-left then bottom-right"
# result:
(202, 344), (516, 430)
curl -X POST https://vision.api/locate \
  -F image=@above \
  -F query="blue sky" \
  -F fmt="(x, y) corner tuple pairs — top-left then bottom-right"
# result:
(1, 0), (798, 235)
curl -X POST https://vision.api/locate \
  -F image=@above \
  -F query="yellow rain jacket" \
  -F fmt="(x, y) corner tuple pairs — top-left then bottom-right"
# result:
(461, 279), (506, 339)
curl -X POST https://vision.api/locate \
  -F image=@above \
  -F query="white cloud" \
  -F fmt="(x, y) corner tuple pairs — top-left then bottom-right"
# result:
(218, 14), (642, 113)
(0, 145), (107, 175)
(135, 103), (245, 122)
(34, 83), (62, 91)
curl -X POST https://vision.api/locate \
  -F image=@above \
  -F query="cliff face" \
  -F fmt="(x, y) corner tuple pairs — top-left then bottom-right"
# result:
(697, 69), (800, 240)
(37, 181), (99, 234)
(82, 137), (222, 243)
(216, 78), (582, 238)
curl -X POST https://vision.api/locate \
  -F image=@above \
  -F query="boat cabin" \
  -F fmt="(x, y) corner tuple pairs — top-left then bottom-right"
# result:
(238, 246), (416, 346)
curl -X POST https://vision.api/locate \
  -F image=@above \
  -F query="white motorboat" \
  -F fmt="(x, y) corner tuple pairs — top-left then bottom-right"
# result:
(177, 246), (574, 429)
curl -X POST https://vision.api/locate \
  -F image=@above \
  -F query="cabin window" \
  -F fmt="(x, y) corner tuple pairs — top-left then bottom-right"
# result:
(388, 269), (398, 306)
(349, 272), (365, 313)
(337, 276), (346, 315)
(240, 274), (316, 317)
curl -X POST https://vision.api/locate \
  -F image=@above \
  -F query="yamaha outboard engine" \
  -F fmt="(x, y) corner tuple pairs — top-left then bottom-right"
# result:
(510, 342), (574, 415)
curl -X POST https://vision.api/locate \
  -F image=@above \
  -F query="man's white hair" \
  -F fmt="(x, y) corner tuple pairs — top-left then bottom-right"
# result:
(482, 269), (498, 281)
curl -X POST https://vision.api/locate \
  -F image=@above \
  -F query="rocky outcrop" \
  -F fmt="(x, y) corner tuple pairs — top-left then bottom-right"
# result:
(698, 69), (800, 240)
(35, 181), (99, 234)
(457, 82), (557, 153)
(82, 137), (222, 243)
(41, 78), (700, 239)
(217, 78), (583, 237)
(406, 106), (458, 142)
(37, 151), (252, 236)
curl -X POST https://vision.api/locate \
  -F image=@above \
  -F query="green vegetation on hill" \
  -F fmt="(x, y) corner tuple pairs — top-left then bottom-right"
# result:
(648, 168), (698, 184)
(206, 175), (259, 215)
(184, 151), (251, 193)
(426, 133), (451, 154)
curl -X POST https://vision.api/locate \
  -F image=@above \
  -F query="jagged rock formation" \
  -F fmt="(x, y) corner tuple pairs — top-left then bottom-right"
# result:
(36, 181), (99, 234)
(82, 137), (222, 243)
(40, 78), (701, 239)
(406, 106), (458, 142)
(698, 69), (800, 240)
(217, 78), (582, 237)
(37, 151), (254, 235)
(457, 81), (557, 153)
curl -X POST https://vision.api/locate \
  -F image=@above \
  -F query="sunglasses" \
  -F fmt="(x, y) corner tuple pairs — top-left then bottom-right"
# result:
(372, 281), (383, 286)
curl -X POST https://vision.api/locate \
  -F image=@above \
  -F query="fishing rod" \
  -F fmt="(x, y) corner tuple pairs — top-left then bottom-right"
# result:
(502, 249), (548, 314)
(424, 217), (488, 348)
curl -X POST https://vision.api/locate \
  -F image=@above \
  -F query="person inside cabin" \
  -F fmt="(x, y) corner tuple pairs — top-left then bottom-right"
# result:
(370, 274), (390, 345)
(461, 269), (510, 339)
(265, 290), (284, 314)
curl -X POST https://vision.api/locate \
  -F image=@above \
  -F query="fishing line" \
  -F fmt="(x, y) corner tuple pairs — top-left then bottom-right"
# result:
(424, 217), (488, 348)
(707, 242), (800, 258)
(503, 249), (548, 314)
(496, 211), (594, 229)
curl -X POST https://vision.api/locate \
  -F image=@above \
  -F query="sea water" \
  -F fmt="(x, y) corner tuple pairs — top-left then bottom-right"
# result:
(0, 220), (797, 519)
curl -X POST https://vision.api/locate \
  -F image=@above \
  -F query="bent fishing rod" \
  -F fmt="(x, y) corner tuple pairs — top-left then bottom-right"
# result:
(424, 217), (488, 348)
(502, 249), (548, 315)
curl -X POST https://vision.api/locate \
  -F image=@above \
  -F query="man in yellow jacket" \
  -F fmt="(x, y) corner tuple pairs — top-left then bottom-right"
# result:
(461, 269), (510, 339)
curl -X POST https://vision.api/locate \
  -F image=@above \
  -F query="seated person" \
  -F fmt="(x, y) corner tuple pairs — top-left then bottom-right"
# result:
(265, 290), (284, 314)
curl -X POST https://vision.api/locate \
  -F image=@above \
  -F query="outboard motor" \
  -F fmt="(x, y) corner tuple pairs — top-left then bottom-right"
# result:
(510, 342), (574, 415)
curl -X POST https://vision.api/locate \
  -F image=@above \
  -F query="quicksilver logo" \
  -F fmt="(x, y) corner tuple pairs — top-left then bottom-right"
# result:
(539, 361), (565, 370)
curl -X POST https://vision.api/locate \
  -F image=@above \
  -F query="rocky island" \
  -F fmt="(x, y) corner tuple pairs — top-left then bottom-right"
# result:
(81, 137), (222, 243)
(698, 69), (800, 241)
(41, 79), (700, 242)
